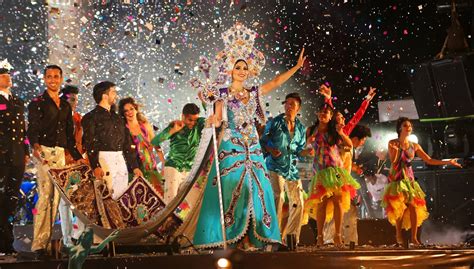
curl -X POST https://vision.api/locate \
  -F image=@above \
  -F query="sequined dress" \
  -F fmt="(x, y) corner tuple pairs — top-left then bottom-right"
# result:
(193, 87), (281, 248)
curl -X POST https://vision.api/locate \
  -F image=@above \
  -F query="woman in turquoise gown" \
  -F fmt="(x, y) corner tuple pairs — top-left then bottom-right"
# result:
(193, 49), (307, 249)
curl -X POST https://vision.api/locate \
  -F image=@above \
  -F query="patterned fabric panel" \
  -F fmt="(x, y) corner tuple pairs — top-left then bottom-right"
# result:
(117, 176), (183, 239)
(48, 164), (183, 238)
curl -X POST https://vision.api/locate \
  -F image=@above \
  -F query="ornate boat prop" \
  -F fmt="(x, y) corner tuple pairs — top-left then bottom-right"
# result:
(46, 127), (214, 244)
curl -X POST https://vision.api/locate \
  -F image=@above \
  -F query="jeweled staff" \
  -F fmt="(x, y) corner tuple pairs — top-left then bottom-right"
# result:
(190, 55), (228, 249)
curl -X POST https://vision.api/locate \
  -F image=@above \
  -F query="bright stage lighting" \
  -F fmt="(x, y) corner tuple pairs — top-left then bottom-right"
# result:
(408, 134), (418, 144)
(382, 132), (398, 148)
(374, 131), (419, 153)
(216, 258), (232, 269)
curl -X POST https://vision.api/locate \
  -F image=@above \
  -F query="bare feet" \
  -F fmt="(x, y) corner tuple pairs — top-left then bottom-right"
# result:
(334, 234), (344, 249)
(316, 235), (324, 247)
(396, 234), (404, 245)
(411, 238), (421, 246)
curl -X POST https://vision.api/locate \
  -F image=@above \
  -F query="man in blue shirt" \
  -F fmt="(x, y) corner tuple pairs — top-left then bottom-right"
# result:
(261, 92), (313, 244)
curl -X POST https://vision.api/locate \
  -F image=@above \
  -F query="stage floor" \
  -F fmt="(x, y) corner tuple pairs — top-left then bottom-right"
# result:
(1, 245), (473, 269)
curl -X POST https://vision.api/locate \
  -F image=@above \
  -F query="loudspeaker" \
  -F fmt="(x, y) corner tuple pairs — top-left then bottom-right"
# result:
(298, 220), (316, 246)
(408, 63), (443, 119)
(357, 219), (396, 246)
(357, 219), (422, 246)
(431, 56), (474, 117)
(444, 123), (472, 157)
(413, 170), (438, 216)
(435, 169), (474, 229)
(408, 53), (474, 119)
(415, 169), (474, 229)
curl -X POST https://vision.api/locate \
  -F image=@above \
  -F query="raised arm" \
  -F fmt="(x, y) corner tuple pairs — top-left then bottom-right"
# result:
(318, 84), (334, 108)
(151, 122), (176, 147)
(343, 87), (376, 135)
(414, 143), (462, 168)
(260, 48), (306, 95)
(388, 140), (401, 165)
(337, 126), (353, 148)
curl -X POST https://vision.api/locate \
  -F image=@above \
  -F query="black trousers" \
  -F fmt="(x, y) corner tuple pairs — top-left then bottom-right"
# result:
(0, 164), (24, 253)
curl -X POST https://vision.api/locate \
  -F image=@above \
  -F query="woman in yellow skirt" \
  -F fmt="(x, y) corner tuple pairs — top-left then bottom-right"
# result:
(305, 104), (360, 247)
(383, 117), (461, 245)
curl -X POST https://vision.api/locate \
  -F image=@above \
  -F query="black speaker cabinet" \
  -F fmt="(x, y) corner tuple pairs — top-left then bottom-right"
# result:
(435, 169), (474, 229)
(357, 219), (397, 246)
(408, 53), (474, 119)
(408, 63), (443, 119)
(299, 222), (316, 246)
(431, 56), (474, 117)
(413, 171), (438, 216)
(414, 168), (474, 229)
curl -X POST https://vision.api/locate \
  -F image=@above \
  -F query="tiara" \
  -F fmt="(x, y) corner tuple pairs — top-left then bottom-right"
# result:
(190, 23), (265, 104)
(215, 23), (265, 78)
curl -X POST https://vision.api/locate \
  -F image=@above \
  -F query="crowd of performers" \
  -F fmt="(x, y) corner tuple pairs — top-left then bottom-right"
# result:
(0, 49), (462, 256)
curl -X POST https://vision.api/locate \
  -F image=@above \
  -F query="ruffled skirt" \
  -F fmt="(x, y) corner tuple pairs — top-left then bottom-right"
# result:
(381, 178), (428, 230)
(304, 167), (360, 222)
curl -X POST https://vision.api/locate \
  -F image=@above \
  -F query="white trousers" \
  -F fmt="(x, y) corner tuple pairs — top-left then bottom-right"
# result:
(269, 171), (304, 244)
(98, 151), (129, 200)
(163, 166), (190, 205)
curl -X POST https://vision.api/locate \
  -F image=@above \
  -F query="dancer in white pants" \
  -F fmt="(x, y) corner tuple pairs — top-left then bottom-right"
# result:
(82, 81), (143, 201)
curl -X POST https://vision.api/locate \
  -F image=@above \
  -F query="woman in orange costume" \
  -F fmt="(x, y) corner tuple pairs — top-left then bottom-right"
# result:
(305, 103), (360, 247)
(382, 117), (461, 245)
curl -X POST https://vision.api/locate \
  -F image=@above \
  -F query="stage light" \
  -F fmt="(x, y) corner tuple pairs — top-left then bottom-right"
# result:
(216, 258), (232, 269)
(408, 134), (418, 144)
(382, 132), (398, 148)
(379, 132), (418, 148)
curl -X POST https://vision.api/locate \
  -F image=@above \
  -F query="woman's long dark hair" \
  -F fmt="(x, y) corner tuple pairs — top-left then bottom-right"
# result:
(327, 110), (342, 146)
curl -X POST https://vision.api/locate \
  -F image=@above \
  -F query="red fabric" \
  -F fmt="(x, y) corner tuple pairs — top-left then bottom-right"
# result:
(343, 99), (369, 135)
(309, 184), (328, 201)
(341, 184), (357, 198)
(386, 206), (394, 213)
(413, 197), (426, 207)
(384, 193), (403, 202)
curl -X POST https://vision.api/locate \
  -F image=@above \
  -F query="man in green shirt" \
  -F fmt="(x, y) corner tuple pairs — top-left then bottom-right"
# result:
(151, 103), (205, 205)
